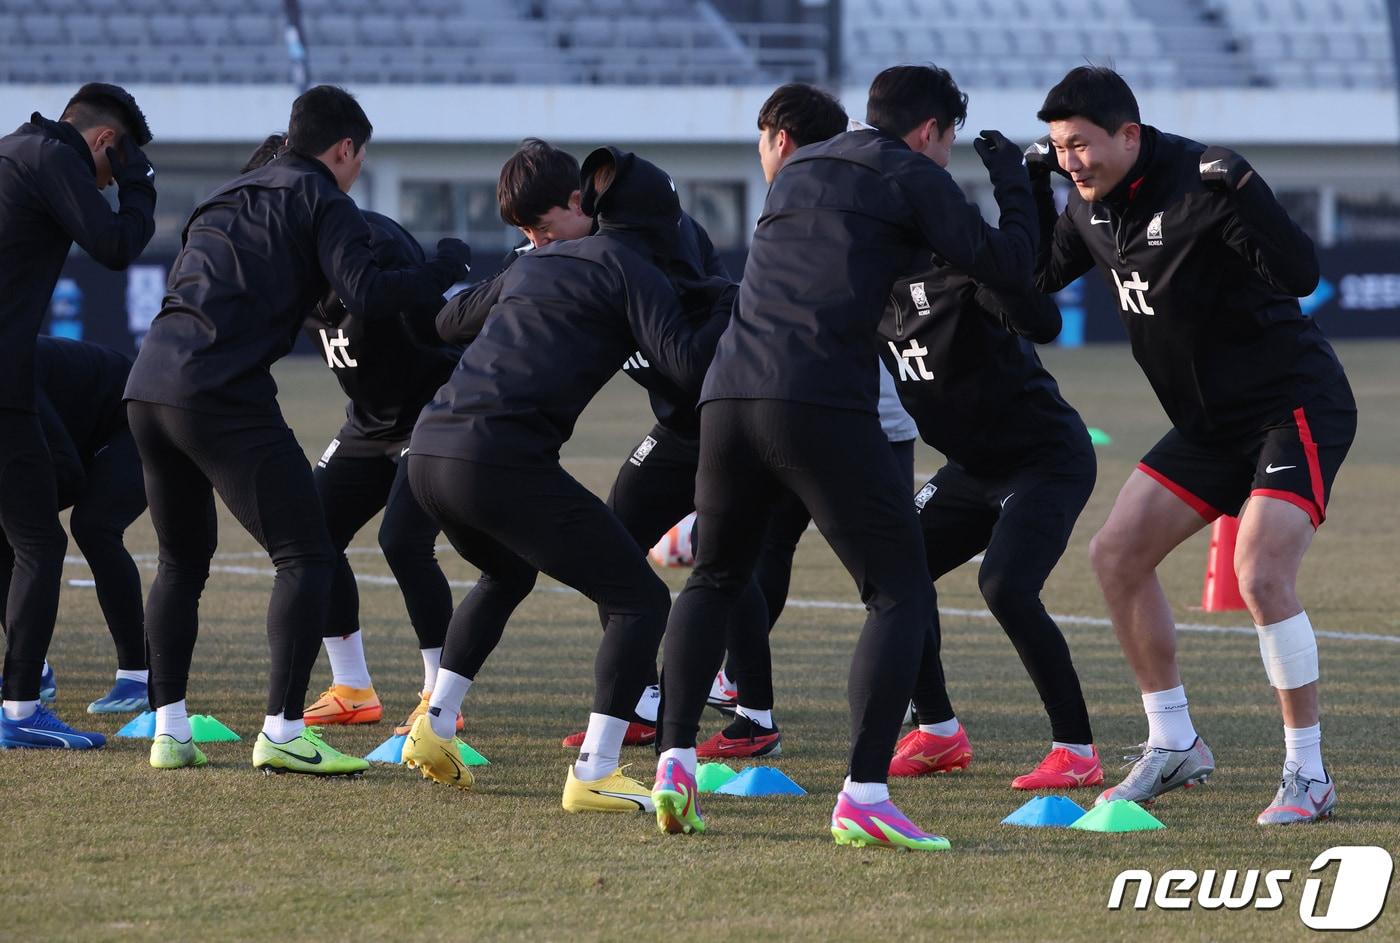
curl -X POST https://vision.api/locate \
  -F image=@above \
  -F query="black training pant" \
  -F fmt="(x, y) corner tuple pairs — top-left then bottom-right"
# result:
(128, 402), (334, 719)
(0, 427), (149, 670)
(408, 454), (670, 720)
(660, 399), (934, 783)
(0, 412), (67, 700)
(605, 422), (770, 701)
(314, 446), (450, 651)
(912, 443), (1096, 744)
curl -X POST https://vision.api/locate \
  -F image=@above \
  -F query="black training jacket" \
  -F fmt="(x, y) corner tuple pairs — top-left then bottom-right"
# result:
(409, 231), (722, 467)
(125, 151), (460, 414)
(700, 126), (1037, 413)
(878, 263), (1087, 476)
(34, 335), (134, 506)
(0, 113), (155, 413)
(303, 211), (460, 455)
(1035, 126), (1346, 443)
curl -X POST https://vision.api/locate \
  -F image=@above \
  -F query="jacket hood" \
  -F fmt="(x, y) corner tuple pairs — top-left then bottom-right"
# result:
(24, 111), (97, 177)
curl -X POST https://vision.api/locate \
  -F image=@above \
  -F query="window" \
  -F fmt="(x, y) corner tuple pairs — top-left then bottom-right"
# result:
(1335, 188), (1400, 242)
(679, 181), (746, 250)
(400, 180), (518, 251)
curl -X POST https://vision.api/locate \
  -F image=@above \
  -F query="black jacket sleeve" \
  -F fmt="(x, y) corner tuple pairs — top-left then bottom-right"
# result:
(1035, 187), (1095, 294)
(896, 155), (1036, 294)
(436, 270), (507, 345)
(972, 282), (1063, 344)
(315, 196), (458, 322)
(35, 391), (84, 508)
(38, 145), (155, 270)
(695, 221), (728, 279)
(623, 264), (723, 396)
(1218, 172), (1320, 298)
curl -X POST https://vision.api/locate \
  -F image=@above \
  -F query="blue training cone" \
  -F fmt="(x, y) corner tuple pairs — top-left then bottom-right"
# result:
(1001, 795), (1086, 828)
(365, 734), (406, 763)
(115, 710), (156, 739)
(714, 766), (806, 797)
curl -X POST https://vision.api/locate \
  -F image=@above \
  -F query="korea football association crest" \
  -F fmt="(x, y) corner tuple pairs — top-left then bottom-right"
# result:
(1146, 211), (1164, 247)
(909, 281), (931, 314)
(629, 435), (658, 466)
(914, 481), (937, 510)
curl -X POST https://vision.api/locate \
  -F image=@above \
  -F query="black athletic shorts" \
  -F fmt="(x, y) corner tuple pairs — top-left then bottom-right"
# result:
(1137, 379), (1356, 528)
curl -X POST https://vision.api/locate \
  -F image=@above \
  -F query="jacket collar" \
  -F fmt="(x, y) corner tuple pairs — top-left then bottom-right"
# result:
(281, 148), (340, 186)
(27, 111), (97, 177)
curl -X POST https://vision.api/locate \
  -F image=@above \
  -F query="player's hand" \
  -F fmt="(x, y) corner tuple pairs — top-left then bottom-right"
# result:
(434, 238), (472, 276)
(106, 135), (154, 188)
(973, 130), (1028, 182)
(1199, 145), (1254, 191)
(1023, 134), (1064, 181)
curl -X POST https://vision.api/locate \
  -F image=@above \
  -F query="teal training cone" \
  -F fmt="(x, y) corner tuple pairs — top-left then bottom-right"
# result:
(115, 710), (156, 738)
(189, 715), (240, 742)
(1069, 799), (1164, 832)
(714, 766), (806, 797)
(1002, 795), (1086, 827)
(365, 734), (406, 763)
(457, 740), (489, 766)
(1087, 427), (1113, 446)
(696, 762), (738, 793)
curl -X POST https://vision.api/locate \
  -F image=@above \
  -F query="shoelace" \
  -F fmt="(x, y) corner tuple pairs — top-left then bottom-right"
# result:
(1278, 761), (1306, 798)
(1116, 742), (1165, 789)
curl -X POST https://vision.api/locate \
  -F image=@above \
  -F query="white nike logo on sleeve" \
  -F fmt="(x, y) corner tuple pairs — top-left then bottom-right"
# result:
(1090, 216), (1111, 226)
(1264, 463), (1296, 474)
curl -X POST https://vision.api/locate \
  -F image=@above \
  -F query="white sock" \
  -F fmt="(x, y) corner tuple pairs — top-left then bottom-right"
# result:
(1142, 685), (1197, 750)
(2, 699), (40, 721)
(919, 716), (961, 737)
(1053, 741), (1095, 758)
(420, 647), (442, 693)
(633, 684), (660, 724)
(843, 776), (890, 804)
(1284, 722), (1325, 780)
(735, 705), (773, 729)
(709, 669), (734, 700)
(155, 700), (191, 741)
(658, 746), (697, 778)
(115, 669), (149, 684)
(573, 713), (628, 780)
(323, 631), (371, 689)
(262, 712), (304, 742)
(427, 668), (471, 739)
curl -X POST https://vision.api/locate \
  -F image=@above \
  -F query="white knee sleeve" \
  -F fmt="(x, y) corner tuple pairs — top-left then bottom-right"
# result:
(1256, 611), (1319, 690)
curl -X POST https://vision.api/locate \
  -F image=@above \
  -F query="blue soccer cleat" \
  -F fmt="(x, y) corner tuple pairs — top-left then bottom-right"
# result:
(0, 704), (106, 749)
(87, 677), (150, 714)
(39, 663), (56, 703)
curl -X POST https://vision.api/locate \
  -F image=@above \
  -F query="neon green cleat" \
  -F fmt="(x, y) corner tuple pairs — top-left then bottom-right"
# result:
(251, 726), (369, 777)
(149, 734), (208, 769)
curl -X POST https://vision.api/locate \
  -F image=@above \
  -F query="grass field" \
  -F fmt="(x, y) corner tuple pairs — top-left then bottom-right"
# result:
(4, 341), (1398, 942)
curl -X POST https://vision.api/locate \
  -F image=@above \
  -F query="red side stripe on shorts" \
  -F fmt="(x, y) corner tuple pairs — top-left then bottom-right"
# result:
(1250, 488), (1322, 528)
(1136, 462), (1222, 522)
(1250, 406), (1327, 528)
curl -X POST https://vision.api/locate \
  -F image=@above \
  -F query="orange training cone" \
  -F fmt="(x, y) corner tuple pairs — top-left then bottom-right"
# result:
(1200, 516), (1247, 612)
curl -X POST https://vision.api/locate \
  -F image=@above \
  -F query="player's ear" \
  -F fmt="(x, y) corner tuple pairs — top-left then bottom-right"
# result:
(568, 189), (583, 214)
(1119, 122), (1141, 152)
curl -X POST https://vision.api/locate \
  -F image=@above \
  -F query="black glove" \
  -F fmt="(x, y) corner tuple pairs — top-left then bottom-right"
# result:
(973, 129), (1027, 182)
(432, 238), (472, 279)
(1023, 134), (1064, 181)
(105, 135), (154, 188)
(1199, 145), (1254, 192)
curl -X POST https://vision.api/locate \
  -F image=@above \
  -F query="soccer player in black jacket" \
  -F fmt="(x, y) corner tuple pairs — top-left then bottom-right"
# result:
(403, 149), (722, 813)
(652, 65), (1037, 849)
(241, 133), (462, 736)
(123, 86), (469, 775)
(1031, 67), (1355, 824)
(0, 338), (151, 716)
(877, 266), (1102, 790)
(0, 83), (155, 750)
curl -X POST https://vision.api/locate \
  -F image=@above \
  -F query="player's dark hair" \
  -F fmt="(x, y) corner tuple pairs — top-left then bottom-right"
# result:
(286, 85), (372, 157)
(497, 138), (580, 228)
(1037, 66), (1140, 134)
(757, 83), (847, 148)
(241, 133), (287, 173)
(61, 82), (152, 147)
(865, 65), (967, 138)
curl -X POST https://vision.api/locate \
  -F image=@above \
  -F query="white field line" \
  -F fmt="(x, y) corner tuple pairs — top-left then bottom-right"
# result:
(61, 551), (1400, 647)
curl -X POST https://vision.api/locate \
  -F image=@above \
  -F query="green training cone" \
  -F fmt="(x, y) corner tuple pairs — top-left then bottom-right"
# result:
(188, 715), (241, 742)
(1087, 427), (1113, 446)
(1069, 799), (1164, 832)
(696, 762), (738, 793)
(457, 741), (489, 766)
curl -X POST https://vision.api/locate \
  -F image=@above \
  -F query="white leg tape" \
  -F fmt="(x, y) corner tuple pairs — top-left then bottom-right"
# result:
(1256, 611), (1319, 690)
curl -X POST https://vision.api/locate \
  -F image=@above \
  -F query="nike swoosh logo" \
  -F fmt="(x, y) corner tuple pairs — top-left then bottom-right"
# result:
(1199, 160), (1227, 174)
(1090, 216), (1111, 226)
(1030, 141), (1049, 155)
(1313, 785), (1335, 811)
(1161, 758), (1188, 783)
(272, 743), (322, 765)
(1264, 464), (1296, 474)
(1001, 493), (1015, 509)
(146, 167), (155, 178)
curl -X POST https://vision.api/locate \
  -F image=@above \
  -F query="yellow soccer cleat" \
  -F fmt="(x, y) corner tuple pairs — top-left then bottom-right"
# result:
(402, 714), (474, 791)
(303, 684), (382, 725)
(394, 690), (463, 737)
(562, 765), (654, 813)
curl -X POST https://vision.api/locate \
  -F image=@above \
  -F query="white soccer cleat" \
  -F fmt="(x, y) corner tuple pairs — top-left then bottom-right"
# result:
(1095, 737), (1215, 806)
(1257, 764), (1336, 825)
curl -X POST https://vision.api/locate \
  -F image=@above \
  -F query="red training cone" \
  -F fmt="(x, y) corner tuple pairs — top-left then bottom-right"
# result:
(1200, 516), (1247, 612)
